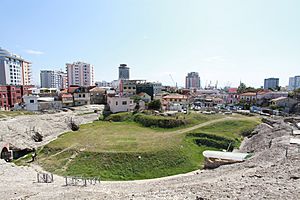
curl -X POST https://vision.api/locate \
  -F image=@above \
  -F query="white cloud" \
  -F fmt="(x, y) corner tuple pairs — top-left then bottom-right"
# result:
(24, 49), (45, 55)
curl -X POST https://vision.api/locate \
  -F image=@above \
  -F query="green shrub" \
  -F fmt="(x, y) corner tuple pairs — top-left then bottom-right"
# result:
(133, 113), (188, 128)
(188, 132), (237, 151)
(148, 100), (162, 110)
(105, 112), (133, 122)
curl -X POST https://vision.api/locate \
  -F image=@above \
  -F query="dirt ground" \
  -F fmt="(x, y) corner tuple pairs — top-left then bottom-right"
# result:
(0, 105), (103, 149)
(0, 114), (300, 200)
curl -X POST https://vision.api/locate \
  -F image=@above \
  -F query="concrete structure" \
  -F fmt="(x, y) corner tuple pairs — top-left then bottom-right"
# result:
(107, 96), (135, 113)
(66, 62), (95, 87)
(264, 78), (279, 90)
(119, 80), (139, 96)
(203, 150), (250, 169)
(185, 72), (201, 89)
(288, 76), (300, 91)
(0, 47), (31, 86)
(118, 64), (129, 80)
(23, 95), (62, 111)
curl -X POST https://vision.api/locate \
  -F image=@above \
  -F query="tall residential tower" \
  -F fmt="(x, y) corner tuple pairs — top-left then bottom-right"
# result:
(264, 78), (279, 90)
(288, 76), (300, 91)
(0, 47), (32, 86)
(185, 72), (201, 89)
(66, 62), (95, 87)
(40, 70), (67, 89)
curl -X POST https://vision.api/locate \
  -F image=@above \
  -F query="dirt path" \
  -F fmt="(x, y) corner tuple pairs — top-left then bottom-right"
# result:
(170, 116), (233, 135)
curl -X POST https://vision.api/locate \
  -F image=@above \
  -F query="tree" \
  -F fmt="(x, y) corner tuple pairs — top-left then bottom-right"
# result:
(131, 95), (142, 103)
(237, 83), (246, 94)
(148, 100), (161, 111)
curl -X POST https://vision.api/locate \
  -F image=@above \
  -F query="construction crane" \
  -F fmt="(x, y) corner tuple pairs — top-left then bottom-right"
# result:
(169, 74), (177, 88)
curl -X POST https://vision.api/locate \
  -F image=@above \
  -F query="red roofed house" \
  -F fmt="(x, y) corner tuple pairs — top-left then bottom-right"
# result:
(61, 93), (73, 107)
(226, 88), (239, 104)
(240, 92), (257, 102)
(163, 94), (188, 110)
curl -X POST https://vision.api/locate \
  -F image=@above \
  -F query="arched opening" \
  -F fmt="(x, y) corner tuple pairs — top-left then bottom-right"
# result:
(1, 147), (11, 162)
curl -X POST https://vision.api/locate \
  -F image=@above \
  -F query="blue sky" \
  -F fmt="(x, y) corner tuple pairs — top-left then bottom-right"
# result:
(1, 0), (299, 88)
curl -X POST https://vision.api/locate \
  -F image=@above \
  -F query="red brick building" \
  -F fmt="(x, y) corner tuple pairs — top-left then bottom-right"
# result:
(0, 85), (34, 110)
(6, 85), (22, 108)
(0, 86), (9, 110)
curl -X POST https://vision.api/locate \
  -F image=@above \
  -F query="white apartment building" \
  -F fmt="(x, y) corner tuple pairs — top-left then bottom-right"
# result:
(66, 62), (95, 87)
(107, 95), (145, 113)
(0, 47), (32, 86)
(40, 70), (67, 89)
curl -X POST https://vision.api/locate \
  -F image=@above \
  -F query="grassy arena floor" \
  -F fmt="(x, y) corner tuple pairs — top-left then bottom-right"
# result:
(17, 113), (260, 180)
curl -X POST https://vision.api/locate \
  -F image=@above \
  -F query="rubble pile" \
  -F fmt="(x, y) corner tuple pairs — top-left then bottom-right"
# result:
(0, 110), (99, 149)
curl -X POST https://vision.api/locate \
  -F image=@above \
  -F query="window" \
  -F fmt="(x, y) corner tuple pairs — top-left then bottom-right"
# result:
(30, 100), (34, 103)
(122, 101), (127, 105)
(79, 94), (81, 98)
(116, 101), (118, 105)
(83, 94), (85, 98)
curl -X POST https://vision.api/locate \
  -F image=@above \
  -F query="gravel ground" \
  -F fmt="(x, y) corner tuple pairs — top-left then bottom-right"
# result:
(0, 116), (299, 200)
(0, 105), (103, 149)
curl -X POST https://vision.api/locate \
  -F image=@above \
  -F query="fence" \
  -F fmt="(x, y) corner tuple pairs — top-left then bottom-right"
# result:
(65, 176), (101, 187)
(37, 173), (54, 183)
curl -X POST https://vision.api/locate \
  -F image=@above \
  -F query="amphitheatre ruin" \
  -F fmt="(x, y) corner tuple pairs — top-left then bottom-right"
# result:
(0, 106), (299, 199)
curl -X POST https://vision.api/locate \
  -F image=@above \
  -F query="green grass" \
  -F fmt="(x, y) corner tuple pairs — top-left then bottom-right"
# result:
(20, 113), (260, 181)
(0, 110), (33, 118)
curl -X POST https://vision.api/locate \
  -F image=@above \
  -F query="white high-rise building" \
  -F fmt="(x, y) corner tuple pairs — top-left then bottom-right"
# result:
(0, 47), (32, 86)
(40, 70), (67, 89)
(66, 62), (95, 87)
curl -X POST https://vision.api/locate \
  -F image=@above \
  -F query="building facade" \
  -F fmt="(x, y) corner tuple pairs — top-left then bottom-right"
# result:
(66, 62), (95, 87)
(0, 86), (8, 110)
(21, 61), (32, 85)
(264, 78), (279, 90)
(288, 76), (300, 91)
(118, 64), (130, 80)
(136, 81), (162, 99)
(185, 72), (201, 89)
(95, 81), (112, 87)
(0, 47), (31, 86)
(40, 70), (67, 89)
(107, 96), (135, 113)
